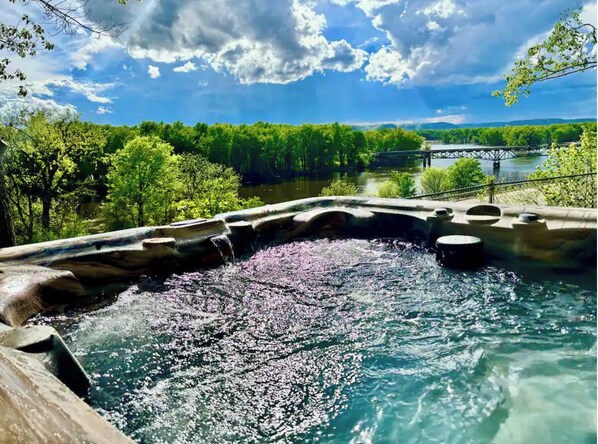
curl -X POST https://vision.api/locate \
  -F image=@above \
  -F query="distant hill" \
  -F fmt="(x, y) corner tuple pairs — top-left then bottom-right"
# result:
(352, 118), (596, 131)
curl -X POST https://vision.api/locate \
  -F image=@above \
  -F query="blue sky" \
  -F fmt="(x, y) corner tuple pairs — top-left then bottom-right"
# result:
(0, 0), (596, 125)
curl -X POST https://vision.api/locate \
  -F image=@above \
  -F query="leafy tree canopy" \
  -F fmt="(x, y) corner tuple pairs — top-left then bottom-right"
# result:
(442, 158), (487, 190)
(493, 8), (597, 106)
(105, 136), (180, 228)
(2, 109), (106, 235)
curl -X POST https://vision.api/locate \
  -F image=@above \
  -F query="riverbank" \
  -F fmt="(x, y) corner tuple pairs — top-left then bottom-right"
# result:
(240, 144), (547, 204)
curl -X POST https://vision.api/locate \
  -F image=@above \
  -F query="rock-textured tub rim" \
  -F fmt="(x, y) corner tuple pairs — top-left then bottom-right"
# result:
(0, 196), (596, 443)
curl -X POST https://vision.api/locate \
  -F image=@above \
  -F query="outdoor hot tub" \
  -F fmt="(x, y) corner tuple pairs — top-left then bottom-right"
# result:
(0, 197), (595, 443)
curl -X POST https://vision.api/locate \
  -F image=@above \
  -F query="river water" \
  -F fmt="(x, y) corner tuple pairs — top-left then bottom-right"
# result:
(240, 144), (547, 204)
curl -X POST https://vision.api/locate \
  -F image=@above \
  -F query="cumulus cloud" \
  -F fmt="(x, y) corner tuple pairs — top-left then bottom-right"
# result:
(50, 79), (115, 104)
(96, 106), (113, 114)
(148, 65), (161, 79)
(83, 0), (366, 84)
(0, 48), (115, 106)
(70, 36), (120, 70)
(338, 0), (589, 86)
(0, 4), (118, 112)
(0, 96), (77, 117)
(173, 61), (198, 73)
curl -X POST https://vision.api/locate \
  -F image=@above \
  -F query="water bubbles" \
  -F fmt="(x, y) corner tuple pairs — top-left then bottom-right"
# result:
(36, 239), (597, 444)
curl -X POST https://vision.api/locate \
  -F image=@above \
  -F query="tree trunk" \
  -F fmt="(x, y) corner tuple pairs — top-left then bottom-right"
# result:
(137, 203), (144, 227)
(41, 193), (52, 230)
(0, 141), (16, 247)
(0, 182), (16, 248)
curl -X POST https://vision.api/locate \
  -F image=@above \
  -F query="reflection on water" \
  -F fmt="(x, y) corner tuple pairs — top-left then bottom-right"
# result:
(240, 144), (547, 204)
(36, 239), (596, 444)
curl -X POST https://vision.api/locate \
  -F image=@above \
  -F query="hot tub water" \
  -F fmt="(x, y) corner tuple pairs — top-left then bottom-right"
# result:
(36, 239), (597, 443)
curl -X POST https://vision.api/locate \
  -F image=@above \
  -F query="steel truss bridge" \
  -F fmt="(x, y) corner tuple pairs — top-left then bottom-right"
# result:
(372, 144), (574, 170)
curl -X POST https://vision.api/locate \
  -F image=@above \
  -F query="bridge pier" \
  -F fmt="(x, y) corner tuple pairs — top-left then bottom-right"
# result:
(492, 160), (500, 173)
(423, 153), (431, 168)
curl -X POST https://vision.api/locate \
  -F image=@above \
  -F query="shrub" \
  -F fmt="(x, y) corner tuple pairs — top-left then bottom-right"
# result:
(530, 127), (597, 207)
(378, 172), (416, 198)
(377, 181), (401, 198)
(319, 179), (358, 196)
(420, 167), (448, 194)
(389, 172), (417, 197)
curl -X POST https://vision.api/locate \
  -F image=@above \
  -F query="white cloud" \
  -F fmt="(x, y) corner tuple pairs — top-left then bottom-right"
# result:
(70, 36), (121, 70)
(83, 0), (367, 84)
(341, 0), (589, 86)
(0, 96), (77, 117)
(198, 80), (209, 87)
(0, 3), (117, 112)
(173, 61), (198, 73)
(96, 106), (113, 114)
(148, 65), (161, 79)
(50, 79), (115, 104)
(580, 2), (597, 27)
(0, 47), (115, 106)
(424, 114), (466, 124)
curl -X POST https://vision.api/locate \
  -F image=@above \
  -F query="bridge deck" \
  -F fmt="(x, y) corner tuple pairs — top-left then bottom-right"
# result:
(376, 142), (577, 158)
(370, 144), (575, 168)
(377, 146), (549, 157)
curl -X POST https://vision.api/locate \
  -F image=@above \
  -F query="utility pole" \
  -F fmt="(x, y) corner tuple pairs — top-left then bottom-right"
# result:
(0, 139), (16, 248)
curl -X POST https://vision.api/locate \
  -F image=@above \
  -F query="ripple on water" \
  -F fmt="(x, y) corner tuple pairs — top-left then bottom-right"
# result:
(36, 239), (597, 444)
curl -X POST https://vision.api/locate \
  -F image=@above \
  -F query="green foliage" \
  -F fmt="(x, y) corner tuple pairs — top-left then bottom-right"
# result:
(378, 172), (417, 198)
(389, 171), (417, 197)
(532, 128), (597, 177)
(104, 136), (181, 228)
(420, 167), (448, 194)
(134, 120), (419, 180)
(0, 2), (54, 96)
(478, 128), (505, 146)
(176, 153), (263, 219)
(365, 127), (424, 152)
(493, 9), (597, 106)
(442, 159), (487, 190)
(2, 109), (106, 242)
(319, 180), (358, 197)
(530, 128), (597, 207)
(416, 122), (594, 147)
(377, 181), (401, 198)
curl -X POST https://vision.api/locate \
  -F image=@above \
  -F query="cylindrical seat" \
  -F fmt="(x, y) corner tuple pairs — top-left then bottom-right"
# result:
(435, 235), (483, 269)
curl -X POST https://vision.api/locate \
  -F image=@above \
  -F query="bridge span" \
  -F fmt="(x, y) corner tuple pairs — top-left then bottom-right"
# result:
(372, 144), (573, 170)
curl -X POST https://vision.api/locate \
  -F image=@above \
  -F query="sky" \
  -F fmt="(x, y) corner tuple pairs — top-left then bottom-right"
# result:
(0, 0), (596, 126)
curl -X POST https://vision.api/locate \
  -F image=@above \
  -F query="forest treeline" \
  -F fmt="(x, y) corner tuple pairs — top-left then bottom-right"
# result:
(416, 122), (596, 146)
(105, 121), (425, 181)
(0, 109), (594, 245)
(0, 111), (424, 244)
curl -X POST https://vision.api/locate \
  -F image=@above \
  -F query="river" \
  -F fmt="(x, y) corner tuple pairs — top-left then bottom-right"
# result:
(239, 143), (547, 204)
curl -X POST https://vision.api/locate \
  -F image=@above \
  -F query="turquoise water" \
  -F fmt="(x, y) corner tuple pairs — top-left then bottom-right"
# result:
(39, 239), (596, 443)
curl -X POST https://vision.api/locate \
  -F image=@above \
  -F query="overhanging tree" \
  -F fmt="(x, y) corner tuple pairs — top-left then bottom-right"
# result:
(493, 8), (597, 106)
(1, 0), (128, 96)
